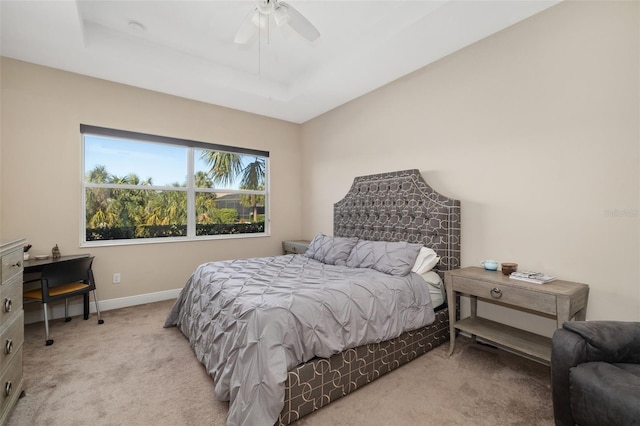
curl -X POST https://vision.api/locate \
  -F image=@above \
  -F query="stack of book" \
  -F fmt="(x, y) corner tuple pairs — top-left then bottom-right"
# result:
(509, 271), (556, 284)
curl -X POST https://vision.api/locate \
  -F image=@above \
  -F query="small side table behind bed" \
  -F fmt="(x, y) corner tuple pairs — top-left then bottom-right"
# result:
(282, 240), (310, 255)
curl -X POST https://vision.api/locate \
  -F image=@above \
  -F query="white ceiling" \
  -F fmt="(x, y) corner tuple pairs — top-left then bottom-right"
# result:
(1, 0), (559, 123)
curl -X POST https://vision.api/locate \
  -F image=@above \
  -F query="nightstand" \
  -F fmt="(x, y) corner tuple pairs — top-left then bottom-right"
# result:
(445, 266), (589, 365)
(282, 240), (310, 255)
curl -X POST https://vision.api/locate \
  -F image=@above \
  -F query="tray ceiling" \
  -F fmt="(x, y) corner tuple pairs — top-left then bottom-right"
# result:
(0, 0), (559, 123)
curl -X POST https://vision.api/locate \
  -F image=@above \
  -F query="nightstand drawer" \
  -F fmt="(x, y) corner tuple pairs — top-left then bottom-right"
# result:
(452, 275), (557, 316)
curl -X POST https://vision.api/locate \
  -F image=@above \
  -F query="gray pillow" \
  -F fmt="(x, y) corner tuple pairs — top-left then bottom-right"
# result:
(304, 233), (358, 266)
(346, 240), (423, 276)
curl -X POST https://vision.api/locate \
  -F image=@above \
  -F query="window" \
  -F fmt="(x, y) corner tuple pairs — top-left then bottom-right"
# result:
(81, 125), (268, 245)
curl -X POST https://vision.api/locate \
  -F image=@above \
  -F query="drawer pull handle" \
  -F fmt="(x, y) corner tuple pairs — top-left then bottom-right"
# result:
(490, 287), (502, 299)
(11, 261), (21, 268)
(4, 381), (11, 397)
(5, 339), (12, 355)
(3, 298), (11, 313)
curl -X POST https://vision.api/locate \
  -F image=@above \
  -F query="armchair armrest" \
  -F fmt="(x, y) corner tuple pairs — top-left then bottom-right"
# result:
(562, 321), (640, 364)
(551, 328), (587, 426)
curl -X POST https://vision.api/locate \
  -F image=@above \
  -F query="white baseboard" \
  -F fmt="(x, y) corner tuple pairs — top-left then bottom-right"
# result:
(24, 288), (182, 325)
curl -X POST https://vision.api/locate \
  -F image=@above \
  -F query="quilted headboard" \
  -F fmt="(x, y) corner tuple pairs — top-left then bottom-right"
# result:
(334, 169), (461, 272)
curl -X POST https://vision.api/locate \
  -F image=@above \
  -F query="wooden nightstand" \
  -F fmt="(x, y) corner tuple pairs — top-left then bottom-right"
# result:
(445, 266), (589, 365)
(282, 240), (310, 255)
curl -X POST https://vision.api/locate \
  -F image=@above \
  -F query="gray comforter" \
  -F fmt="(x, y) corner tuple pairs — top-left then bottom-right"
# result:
(164, 254), (435, 426)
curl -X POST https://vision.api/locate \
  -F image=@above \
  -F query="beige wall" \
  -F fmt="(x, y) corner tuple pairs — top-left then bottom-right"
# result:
(1, 1), (638, 331)
(301, 1), (640, 332)
(0, 58), (302, 304)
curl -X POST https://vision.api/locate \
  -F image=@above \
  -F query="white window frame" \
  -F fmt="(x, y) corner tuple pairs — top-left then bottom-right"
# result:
(80, 125), (269, 247)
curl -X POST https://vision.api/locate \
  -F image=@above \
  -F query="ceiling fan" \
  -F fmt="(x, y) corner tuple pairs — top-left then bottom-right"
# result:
(234, 0), (320, 44)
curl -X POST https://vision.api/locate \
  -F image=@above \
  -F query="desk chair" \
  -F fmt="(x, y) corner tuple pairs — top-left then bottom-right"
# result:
(23, 256), (104, 346)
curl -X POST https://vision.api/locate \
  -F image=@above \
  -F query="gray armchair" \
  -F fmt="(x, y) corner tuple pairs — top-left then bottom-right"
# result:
(551, 321), (640, 426)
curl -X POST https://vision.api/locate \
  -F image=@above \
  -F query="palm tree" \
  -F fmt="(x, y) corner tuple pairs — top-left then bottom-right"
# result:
(201, 152), (265, 222)
(86, 165), (109, 183)
(194, 171), (217, 225)
(86, 165), (114, 229)
(107, 173), (149, 229)
(240, 184), (265, 222)
(85, 165), (189, 239)
(195, 171), (213, 189)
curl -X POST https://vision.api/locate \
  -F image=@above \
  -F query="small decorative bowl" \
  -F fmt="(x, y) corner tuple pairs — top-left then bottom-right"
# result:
(501, 263), (518, 275)
(481, 260), (498, 271)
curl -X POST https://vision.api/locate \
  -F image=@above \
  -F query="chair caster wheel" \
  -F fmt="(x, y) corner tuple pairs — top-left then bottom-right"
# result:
(65, 317), (72, 322)
(98, 319), (104, 324)
(46, 339), (54, 346)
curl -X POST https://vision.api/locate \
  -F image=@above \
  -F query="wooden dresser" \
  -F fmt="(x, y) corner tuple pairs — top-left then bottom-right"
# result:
(0, 238), (25, 425)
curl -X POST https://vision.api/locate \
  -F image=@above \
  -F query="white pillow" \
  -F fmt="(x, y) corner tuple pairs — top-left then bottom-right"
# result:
(411, 247), (440, 274)
(420, 271), (446, 308)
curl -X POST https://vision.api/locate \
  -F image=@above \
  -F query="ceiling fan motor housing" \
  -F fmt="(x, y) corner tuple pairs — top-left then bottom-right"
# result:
(235, 0), (320, 44)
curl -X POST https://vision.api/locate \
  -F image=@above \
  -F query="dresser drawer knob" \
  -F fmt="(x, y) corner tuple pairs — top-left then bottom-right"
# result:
(11, 261), (21, 268)
(4, 339), (12, 355)
(490, 287), (503, 299)
(4, 381), (11, 397)
(3, 298), (11, 313)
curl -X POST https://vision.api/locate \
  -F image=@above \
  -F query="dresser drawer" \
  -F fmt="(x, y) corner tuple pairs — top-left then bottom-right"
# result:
(0, 276), (23, 327)
(1, 249), (23, 285)
(0, 311), (23, 375)
(452, 276), (557, 316)
(0, 348), (22, 418)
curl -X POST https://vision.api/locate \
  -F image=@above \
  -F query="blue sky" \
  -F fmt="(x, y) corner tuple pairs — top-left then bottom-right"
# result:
(84, 135), (222, 187)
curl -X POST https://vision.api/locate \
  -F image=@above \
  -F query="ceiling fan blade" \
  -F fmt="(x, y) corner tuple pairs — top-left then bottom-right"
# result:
(234, 7), (258, 44)
(279, 2), (320, 42)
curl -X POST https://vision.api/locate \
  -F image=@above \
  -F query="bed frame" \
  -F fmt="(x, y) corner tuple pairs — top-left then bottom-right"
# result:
(278, 169), (461, 424)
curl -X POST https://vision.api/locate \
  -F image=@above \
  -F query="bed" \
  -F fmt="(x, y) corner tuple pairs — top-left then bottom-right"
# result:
(164, 169), (461, 425)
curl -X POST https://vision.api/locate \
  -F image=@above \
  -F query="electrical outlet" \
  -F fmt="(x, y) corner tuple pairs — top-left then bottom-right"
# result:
(113, 273), (121, 284)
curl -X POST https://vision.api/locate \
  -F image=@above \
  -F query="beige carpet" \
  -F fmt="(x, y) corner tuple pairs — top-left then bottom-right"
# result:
(8, 300), (554, 426)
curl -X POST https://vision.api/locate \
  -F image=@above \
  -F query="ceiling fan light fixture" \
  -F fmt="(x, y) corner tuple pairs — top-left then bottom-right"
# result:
(250, 11), (268, 29)
(234, 0), (320, 45)
(274, 6), (290, 27)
